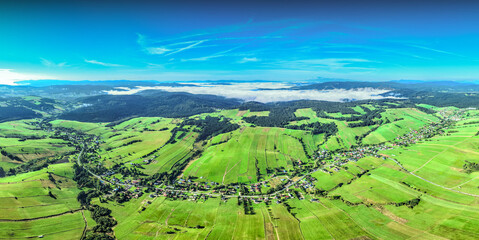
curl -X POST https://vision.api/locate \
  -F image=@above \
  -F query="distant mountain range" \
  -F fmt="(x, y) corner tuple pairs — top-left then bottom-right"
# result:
(2, 79), (479, 123)
(3, 79), (479, 99)
(294, 80), (479, 92)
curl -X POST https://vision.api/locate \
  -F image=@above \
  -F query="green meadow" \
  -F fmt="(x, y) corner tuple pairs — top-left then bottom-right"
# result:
(0, 120), (74, 171)
(182, 127), (312, 184)
(1, 104), (479, 239)
(0, 163), (93, 239)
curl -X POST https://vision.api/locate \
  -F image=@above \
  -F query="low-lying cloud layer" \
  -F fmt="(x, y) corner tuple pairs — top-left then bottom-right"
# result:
(104, 82), (395, 103)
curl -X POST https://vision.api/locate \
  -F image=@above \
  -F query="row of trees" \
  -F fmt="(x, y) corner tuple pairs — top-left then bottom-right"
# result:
(286, 122), (338, 136)
(183, 116), (240, 142)
(243, 108), (308, 127)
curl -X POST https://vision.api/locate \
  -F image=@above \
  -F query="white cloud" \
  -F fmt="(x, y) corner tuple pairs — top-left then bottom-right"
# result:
(181, 44), (246, 62)
(238, 57), (259, 63)
(407, 44), (465, 57)
(41, 58), (67, 67)
(146, 63), (165, 69)
(164, 40), (205, 56)
(84, 59), (124, 67)
(104, 82), (396, 103)
(181, 55), (218, 62)
(273, 58), (373, 70)
(146, 47), (170, 55)
(144, 40), (206, 56)
(0, 69), (54, 85)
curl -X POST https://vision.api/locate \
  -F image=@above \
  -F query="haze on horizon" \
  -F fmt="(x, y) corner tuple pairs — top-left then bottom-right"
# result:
(1, 0), (479, 85)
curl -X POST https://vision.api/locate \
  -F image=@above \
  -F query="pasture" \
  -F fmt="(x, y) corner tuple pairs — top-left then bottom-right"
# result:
(363, 108), (439, 144)
(0, 163), (91, 239)
(182, 127), (311, 184)
(2, 106), (479, 239)
(0, 120), (73, 170)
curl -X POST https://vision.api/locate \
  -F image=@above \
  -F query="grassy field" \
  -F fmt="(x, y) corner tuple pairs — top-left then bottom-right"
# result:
(0, 163), (92, 239)
(182, 127), (311, 184)
(379, 118), (479, 202)
(2, 106), (479, 239)
(0, 120), (74, 170)
(52, 118), (175, 167)
(96, 194), (376, 240)
(363, 108), (439, 144)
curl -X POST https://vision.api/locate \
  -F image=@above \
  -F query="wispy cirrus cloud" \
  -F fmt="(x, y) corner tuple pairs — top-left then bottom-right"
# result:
(84, 59), (124, 67)
(407, 44), (465, 57)
(41, 58), (67, 67)
(181, 44), (249, 62)
(145, 47), (170, 55)
(136, 20), (292, 61)
(132, 19), (476, 81)
(238, 57), (260, 63)
(270, 58), (375, 71)
(144, 40), (206, 56)
(164, 40), (205, 56)
(141, 36), (282, 57)
(321, 42), (438, 61)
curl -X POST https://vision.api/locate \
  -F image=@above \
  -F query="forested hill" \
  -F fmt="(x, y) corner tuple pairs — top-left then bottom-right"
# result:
(61, 89), (479, 123)
(0, 81), (195, 98)
(295, 81), (479, 92)
(390, 89), (479, 108)
(4, 80), (479, 123)
(60, 92), (241, 122)
(0, 97), (60, 122)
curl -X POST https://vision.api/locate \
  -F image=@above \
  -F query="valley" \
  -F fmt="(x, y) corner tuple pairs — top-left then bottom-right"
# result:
(1, 96), (478, 239)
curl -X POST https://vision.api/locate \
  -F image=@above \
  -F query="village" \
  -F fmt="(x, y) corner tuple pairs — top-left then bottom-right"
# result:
(34, 108), (466, 206)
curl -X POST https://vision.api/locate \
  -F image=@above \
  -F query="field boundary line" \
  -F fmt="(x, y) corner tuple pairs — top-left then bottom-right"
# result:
(328, 199), (376, 239)
(411, 138), (468, 173)
(0, 208), (82, 222)
(80, 209), (88, 240)
(264, 207), (280, 240)
(0, 203), (63, 209)
(390, 158), (479, 197)
(300, 200), (334, 239)
(0, 194), (50, 199)
(0, 179), (42, 185)
(222, 158), (241, 184)
(203, 201), (220, 240)
(0, 227), (84, 239)
(411, 147), (449, 173)
(452, 174), (479, 189)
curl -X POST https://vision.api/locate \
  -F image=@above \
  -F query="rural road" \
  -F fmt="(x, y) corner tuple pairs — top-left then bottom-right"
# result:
(70, 113), (478, 201)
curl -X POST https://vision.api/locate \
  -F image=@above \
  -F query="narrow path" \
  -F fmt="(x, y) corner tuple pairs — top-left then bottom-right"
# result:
(411, 148), (449, 173)
(390, 158), (479, 197)
(222, 159), (241, 184)
(412, 138), (469, 173)
(80, 210), (88, 240)
(452, 174), (479, 188)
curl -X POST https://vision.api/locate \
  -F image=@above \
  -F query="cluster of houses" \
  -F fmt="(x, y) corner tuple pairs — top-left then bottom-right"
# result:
(394, 123), (445, 146)
(71, 109), (471, 207)
(293, 176), (317, 193)
(336, 145), (392, 163)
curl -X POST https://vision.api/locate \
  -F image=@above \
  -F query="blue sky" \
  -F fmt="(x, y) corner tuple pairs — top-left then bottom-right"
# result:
(1, 0), (479, 84)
